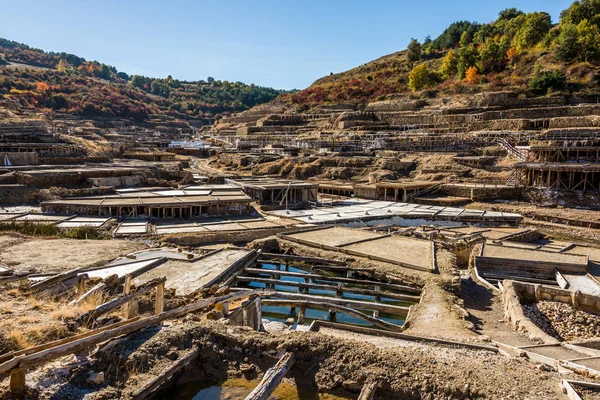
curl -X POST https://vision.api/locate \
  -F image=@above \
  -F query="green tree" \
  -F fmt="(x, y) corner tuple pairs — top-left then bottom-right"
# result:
(439, 49), (459, 78)
(457, 46), (479, 78)
(577, 19), (600, 62)
(407, 39), (422, 65)
(498, 7), (524, 22)
(408, 64), (438, 91)
(512, 12), (552, 50)
(530, 70), (566, 94)
(555, 23), (581, 61)
(459, 31), (472, 47)
(560, 0), (600, 26)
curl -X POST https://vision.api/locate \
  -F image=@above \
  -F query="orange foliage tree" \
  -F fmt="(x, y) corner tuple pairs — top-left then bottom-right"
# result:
(35, 82), (49, 92)
(464, 66), (479, 84)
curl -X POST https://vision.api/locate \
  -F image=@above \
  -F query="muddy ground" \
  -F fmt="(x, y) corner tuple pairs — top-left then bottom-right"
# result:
(16, 321), (567, 400)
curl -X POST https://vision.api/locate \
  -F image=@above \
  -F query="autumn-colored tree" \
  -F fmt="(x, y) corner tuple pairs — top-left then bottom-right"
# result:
(35, 82), (49, 92)
(439, 49), (459, 78)
(408, 64), (438, 92)
(56, 59), (68, 72)
(464, 66), (479, 84)
(576, 19), (600, 62)
(506, 47), (518, 64)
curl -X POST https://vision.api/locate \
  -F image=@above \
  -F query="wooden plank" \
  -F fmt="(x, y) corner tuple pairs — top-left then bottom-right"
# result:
(78, 277), (166, 323)
(69, 282), (106, 306)
(159, 288), (274, 320)
(0, 274), (29, 285)
(0, 318), (142, 366)
(39, 274), (89, 298)
(261, 299), (403, 332)
(358, 379), (380, 400)
(245, 352), (295, 400)
(27, 268), (82, 293)
(268, 291), (410, 314)
(131, 348), (200, 400)
(562, 380), (583, 400)
(9, 368), (25, 392)
(235, 276), (419, 303)
(261, 252), (347, 265)
(0, 316), (160, 374)
(155, 281), (165, 316)
(244, 268), (421, 294)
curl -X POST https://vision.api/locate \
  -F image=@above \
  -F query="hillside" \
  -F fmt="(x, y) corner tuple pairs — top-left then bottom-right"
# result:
(0, 38), (290, 122)
(285, 1), (600, 109)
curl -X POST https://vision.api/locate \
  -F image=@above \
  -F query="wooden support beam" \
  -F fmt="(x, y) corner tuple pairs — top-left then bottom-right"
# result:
(122, 274), (132, 317)
(131, 348), (200, 400)
(69, 282), (105, 306)
(358, 379), (380, 400)
(260, 253), (347, 266)
(268, 291), (409, 314)
(235, 276), (419, 303)
(78, 277), (166, 324)
(0, 274), (29, 286)
(244, 268), (421, 294)
(0, 316), (160, 375)
(27, 268), (82, 293)
(155, 281), (165, 316)
(0, 290), (270, 380)
(245, 352), (295, 400)
(262, 299), (403, 332)
(159, 289), (274, 321)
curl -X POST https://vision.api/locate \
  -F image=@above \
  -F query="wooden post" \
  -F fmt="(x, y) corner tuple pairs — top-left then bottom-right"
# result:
(215, 301), (229, 317)
(155, 281), (165, 316)
(297, 306), (306, 325)
(122, 274), (132, 318)
(10, 368), (26, 392)
(245, 352), (295, 400)
(373, 285), (381, 319)
(358, 379), (380, 400)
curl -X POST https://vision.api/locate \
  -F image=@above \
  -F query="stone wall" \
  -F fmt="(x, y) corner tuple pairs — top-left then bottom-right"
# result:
(87, 175), (143, 187)
(0, 152), (37, 166)
(440, 184), (523, 201)
(501, 280), (560, 344)
(0, 184), (39, 205)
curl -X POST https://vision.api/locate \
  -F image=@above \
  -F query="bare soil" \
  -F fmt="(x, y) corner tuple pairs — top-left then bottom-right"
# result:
(0, 234), (146, 274)
(15, 321), (571, 400)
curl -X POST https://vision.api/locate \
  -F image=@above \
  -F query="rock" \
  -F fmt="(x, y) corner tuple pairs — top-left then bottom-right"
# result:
(342, 380), (363, 393)
(206, 310), (224, 320)
(240, 363), (254, 373)
(284, 317), (295, 326)
(87, 371), (105, 385)
(183, 313), (200, 322)
(166, 350), (179, 361)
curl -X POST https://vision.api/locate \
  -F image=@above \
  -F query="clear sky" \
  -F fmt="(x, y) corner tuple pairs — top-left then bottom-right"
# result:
(0, 0), (571, 90)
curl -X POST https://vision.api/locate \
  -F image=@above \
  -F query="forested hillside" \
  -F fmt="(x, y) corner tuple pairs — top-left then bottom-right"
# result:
(0, 38), (290, 121)
(286, 0), (600, 108)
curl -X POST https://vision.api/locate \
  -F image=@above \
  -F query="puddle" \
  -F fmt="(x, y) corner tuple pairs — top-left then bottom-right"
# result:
(167, 378), (355, 399)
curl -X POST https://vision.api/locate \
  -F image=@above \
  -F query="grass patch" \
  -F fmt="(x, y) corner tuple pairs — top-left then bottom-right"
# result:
(0, 222), (108, 239)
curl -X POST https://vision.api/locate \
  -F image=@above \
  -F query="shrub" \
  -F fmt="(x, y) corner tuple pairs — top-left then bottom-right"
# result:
(530, 70), (567, 94)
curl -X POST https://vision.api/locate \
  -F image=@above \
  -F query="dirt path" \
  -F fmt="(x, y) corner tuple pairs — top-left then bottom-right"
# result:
(461, 275), (538, 347)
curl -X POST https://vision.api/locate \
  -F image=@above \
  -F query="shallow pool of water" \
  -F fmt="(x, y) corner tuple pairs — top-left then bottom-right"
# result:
(245, 263), (410, 327)
(166, 378), (356, 400)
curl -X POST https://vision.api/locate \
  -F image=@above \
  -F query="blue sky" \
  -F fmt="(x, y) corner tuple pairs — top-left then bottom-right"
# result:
(0, 0), (570, 89)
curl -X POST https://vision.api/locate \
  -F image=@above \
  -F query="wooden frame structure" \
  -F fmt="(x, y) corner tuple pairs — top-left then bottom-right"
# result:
(514, 162), (600, 192)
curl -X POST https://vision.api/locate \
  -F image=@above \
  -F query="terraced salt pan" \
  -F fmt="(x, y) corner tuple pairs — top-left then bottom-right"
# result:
(287, 226), (383, 247)
(133, 248), (251, 295)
